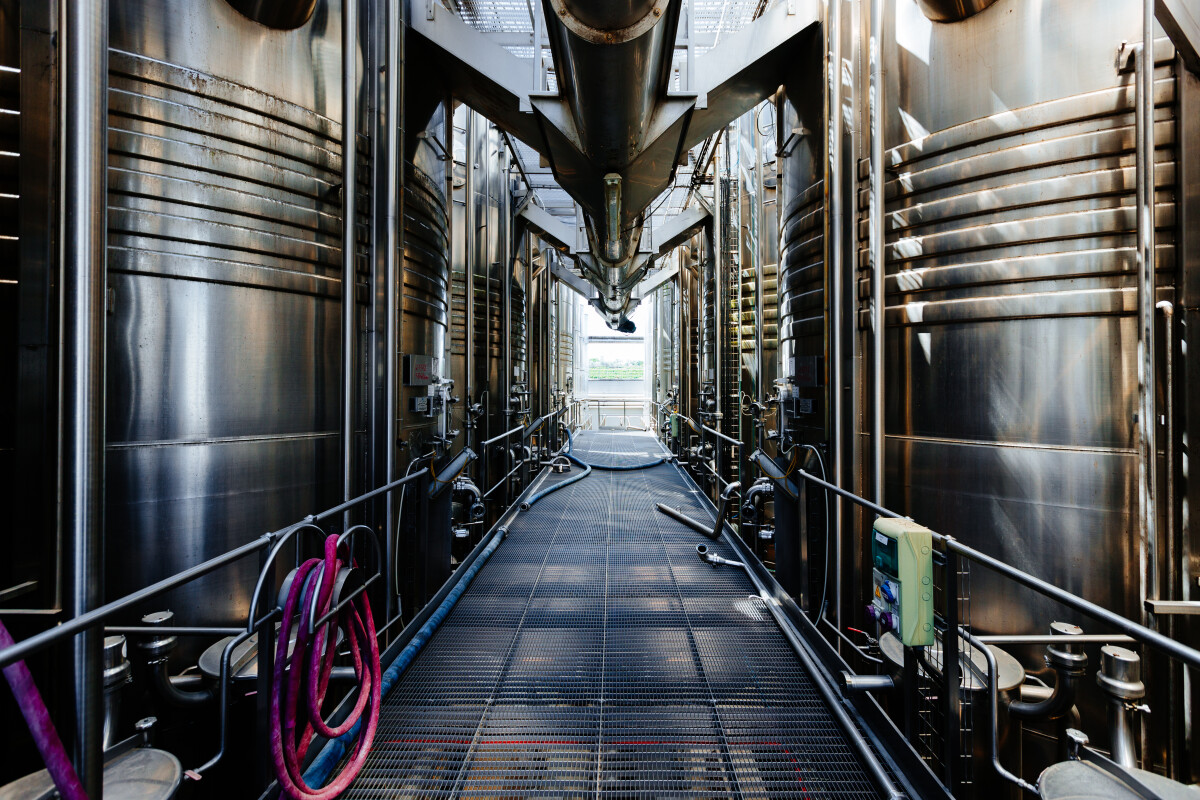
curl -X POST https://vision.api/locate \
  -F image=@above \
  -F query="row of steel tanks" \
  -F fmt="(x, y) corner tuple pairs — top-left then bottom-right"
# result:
(0, 0), (569, 785)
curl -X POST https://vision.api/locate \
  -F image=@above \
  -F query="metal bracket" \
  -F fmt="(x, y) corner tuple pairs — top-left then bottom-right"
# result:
(779, 126), (810, 158)
(1145, 599), (1200, 615)
(416, 130), (451, 161)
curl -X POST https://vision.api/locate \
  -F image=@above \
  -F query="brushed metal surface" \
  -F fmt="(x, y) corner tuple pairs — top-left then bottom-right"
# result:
(103, 2), (351, 638)
(850, 0), (1180, 782)
(859, 0), (1175, 624)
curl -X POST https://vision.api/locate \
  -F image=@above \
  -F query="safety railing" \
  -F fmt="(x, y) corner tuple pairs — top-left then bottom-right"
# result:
(582, 395), (650, 430)
(0, 449), (477, 783)
(783, 464), (1200, 795)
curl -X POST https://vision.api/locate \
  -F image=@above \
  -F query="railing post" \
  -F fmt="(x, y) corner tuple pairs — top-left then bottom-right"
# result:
(255, 542), (276, 787)
(941, 544), (962, 791)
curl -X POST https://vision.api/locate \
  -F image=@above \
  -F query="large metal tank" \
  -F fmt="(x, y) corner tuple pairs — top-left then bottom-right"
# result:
(859, 0), (1182, 778)
(449, 108), (525, 500)
(104, 0), (349, 633)
(865, 0), (1175, 642)
(401, 93), (453, 461)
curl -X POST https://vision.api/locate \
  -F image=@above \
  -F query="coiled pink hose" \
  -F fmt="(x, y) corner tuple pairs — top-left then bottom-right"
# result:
(0, 619), (88, 799)
(270, 534), (381, 799)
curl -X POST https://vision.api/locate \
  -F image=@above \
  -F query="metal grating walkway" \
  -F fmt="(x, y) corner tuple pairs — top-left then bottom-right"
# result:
(345, 431), (882, 798)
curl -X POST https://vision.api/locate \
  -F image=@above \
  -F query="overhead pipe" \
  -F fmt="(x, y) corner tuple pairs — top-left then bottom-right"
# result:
(61, 0), (108, 792)
(542, 0), (677, 266)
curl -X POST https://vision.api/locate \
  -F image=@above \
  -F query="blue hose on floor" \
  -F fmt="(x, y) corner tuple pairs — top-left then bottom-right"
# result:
(520, 430), (666, 510)
(301, 527), (506, 787)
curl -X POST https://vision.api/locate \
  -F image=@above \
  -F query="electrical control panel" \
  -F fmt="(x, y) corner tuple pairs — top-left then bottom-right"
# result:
(867, 518), (934, 647)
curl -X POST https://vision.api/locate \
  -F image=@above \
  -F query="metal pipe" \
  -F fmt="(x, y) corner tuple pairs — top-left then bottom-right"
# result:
(841, 673), (895, 693)
(384, 0), (403, 627)
(978, 634), (1136, 645)
(655, 503), (722, 540)
(1136, 7), (1158, 641)
(1008, 624), (1088, 720)
(695, 543), (745, 568)
(868, 0), (885, 508)
(104, 626), (243, 637)
(790, 470), (1200, 671)
(428, 449), (478, 499)
(0, 536), (270, 670)
(147, 658), (213, 707)
(827, 0), (846, 637)
(482, 424), (524, 447)
(465, 112), (476, 453)
(749, 449), (800, 499)
(342, 0), (359, 525)
(60, 0), (108, 791)
(960, 627), (1038, 795)
(1157, 300), (1181, 776)
(703, 423), (741, 447)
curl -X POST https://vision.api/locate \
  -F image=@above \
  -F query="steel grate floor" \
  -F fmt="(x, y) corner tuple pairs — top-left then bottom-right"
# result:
(345, 431), (882, 798)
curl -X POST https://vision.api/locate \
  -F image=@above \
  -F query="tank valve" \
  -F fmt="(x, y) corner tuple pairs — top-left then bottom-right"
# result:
(1096, 645), (1146, 768)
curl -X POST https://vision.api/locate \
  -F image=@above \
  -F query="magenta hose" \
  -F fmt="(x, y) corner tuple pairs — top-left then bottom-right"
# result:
(270, 534), (381, 799)
(0, 619), (88, 800)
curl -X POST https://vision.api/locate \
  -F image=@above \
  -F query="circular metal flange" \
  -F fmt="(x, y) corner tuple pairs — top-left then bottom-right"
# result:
(550, 0), (671, 45)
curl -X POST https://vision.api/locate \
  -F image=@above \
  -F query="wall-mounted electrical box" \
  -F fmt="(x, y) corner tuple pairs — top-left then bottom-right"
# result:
(403, 354), (439, 386)
(868, 518), (935, 647)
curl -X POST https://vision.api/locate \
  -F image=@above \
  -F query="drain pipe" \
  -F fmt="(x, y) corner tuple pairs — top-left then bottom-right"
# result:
(655, 481), (741, 541)
(1008, 622), (1087, 721)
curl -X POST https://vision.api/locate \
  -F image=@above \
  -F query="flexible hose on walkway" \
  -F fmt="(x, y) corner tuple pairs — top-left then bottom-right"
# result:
(0, 619), (87, 800)
(302, 527), (506, 787)
(520, 430), (666, 510)
(271, 535), (380, 800)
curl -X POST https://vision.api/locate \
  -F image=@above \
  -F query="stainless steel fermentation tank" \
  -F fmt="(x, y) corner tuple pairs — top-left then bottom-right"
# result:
(847, 0), (1188, 781)
(104, 0), (349, 635)
(99, 0), (453, 637)
(450, 107), (527, 501)
(862, 0), (1177, 649)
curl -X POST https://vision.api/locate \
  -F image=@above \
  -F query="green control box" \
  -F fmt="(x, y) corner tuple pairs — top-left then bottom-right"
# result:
(869, 518), (935, 647)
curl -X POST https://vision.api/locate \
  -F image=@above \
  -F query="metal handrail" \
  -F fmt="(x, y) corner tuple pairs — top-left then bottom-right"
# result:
(790, 468), (1200, 673)
(0, 466), (430, 669)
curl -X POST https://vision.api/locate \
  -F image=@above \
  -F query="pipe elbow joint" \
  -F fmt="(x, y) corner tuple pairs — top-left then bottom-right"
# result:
(148, 657), (214, 707)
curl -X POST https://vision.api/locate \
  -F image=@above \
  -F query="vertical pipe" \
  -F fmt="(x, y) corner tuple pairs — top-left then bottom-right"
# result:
(868, 0), (884, 508)
(464, 112), (476, 449)
(1136, 4), (1158, 770)
(60, 0), (107, 793)
(501, 144), (512, 506)
(383, 0), (402, 625)
(826, 0), (845, 630)
(754, 121), (765, 416)
(1158, 299), (1179, 776)
(342, 0), (359, 522)
(1136, 9), (1157, 633)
